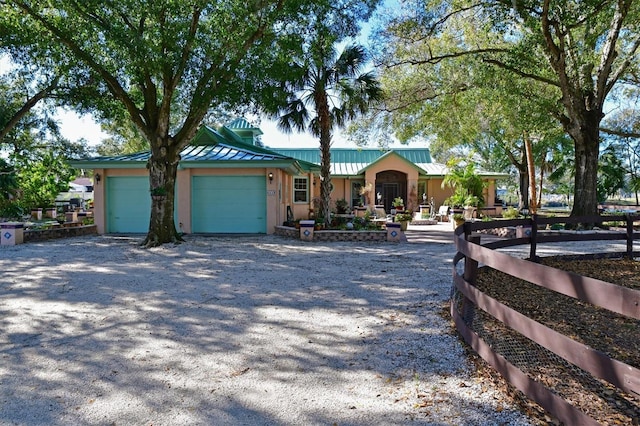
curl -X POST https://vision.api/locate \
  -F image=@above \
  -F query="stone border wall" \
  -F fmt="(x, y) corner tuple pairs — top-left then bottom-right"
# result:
(24, 224), (98, 242)
(274, 226), (387, 242)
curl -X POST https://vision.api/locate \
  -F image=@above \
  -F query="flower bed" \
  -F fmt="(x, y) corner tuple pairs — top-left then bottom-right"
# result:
(274, 225), (387, 242)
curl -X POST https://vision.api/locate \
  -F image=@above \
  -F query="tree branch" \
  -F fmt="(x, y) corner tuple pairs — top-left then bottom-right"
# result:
(12, 1), (147, 136)
(481, 58), (560, 87)
(385, 47), (510, 68)
(0, 76), (59, 141)
(174, 0), (284, 147)
(600, 126), (640, 138)
(596, 0), (633, 102)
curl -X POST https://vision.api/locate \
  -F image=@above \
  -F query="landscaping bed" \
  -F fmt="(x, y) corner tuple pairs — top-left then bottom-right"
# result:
(24, 224), (97, 242)
(274, 225), (388, 242)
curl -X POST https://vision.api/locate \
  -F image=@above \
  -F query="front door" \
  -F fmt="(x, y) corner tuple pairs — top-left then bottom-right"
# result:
(375, 170), (407, 211)
(382, 183), (399, 210)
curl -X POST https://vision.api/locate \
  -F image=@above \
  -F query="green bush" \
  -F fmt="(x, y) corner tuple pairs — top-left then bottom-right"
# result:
(502, 206), (520, 219)
(0, 202), (24, 220)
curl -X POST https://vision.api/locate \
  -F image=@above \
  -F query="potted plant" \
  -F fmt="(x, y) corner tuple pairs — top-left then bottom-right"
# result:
(335, 198), (349, 214)
(394, 211), (413, 231)
(452, 213), (465, 229)
(392, 197), (404, 211)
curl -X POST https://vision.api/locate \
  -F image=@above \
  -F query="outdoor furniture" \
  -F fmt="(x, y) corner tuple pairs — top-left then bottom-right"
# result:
(435, 205), (450, 222)
(371, 207), (391, 227)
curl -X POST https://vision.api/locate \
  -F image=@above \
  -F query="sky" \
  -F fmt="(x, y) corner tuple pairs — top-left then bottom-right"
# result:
(56, 110), (432, 150)
(55, 109), (394, 149)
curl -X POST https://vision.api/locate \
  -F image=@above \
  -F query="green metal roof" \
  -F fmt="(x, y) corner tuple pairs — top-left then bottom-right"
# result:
(70, 125), (318, 174)
(226, 118), (264, 134)
(270, 147), (441, 176)
(69, 119), (506, 179)
(269, 147), (432, 164)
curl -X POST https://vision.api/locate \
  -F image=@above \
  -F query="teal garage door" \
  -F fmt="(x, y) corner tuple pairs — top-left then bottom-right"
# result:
(106, 176), (150, 233)
(192, 176), (266, 233)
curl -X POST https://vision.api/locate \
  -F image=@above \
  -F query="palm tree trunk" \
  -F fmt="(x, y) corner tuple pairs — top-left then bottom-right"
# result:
(315, 91), (333, 228)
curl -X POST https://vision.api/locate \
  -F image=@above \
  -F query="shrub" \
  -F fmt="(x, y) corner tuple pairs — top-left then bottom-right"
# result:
(502, 206), (520, 219)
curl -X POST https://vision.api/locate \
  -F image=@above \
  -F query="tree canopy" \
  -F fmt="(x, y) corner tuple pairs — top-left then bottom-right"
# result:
(370, 0), (640, 217)
(267, 35), (382, 226)
(1, 0), (380, 245)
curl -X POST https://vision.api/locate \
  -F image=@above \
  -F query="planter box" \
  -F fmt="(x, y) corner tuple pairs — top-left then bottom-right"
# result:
(299, 220), (315, 241)
(354, 207), (368, 218)
(31, 209), (43, 220)
(65, 211), (78, 222)
(1, 222), (24, 245)
(386, 222), (402, 242)
(45, 208), (57, 219)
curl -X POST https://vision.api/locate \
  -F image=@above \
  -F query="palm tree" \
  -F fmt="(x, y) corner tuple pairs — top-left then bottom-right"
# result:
(272, 39), (382, 227)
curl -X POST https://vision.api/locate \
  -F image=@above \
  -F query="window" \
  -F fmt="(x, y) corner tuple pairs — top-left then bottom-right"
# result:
(293, 177), (308, 203)
(351, 181), (364, 207)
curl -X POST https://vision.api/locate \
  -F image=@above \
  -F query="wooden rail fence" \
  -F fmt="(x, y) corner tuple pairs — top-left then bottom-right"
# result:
(452, 214), (640, 425)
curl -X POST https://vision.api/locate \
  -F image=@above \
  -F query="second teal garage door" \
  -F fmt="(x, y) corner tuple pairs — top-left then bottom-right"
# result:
(191, 176), (266, 233)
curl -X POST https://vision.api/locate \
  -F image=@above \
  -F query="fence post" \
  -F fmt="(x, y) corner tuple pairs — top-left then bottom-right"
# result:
(463, 234), (480, 285)
(626, 214), (633, 259)
(529, 214), (538, 262)
(461, 235), (480, 325)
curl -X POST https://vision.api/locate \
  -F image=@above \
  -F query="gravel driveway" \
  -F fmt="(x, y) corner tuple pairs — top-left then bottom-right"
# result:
(0, 231), (534, 425)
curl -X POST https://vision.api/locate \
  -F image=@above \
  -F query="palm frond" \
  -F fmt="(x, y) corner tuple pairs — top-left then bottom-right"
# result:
(334, 44), (367, 78)
(277, 99), (309, 134)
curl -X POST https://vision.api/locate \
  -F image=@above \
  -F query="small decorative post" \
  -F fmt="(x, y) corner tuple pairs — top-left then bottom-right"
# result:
(31, 208), (43, 220)
(1, 222), (24, 246)
(299, 220), (315, 241)
(386, 222), (401, 242)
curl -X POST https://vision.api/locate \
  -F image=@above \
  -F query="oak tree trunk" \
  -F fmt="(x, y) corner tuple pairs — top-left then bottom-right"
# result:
(564, 109), (601, 218)
(142, 137), (183, 247)
(570, 128), (600, 217)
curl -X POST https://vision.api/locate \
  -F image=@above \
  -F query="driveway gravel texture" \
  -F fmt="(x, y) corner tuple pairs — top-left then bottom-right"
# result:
(0, 233), (534, 425)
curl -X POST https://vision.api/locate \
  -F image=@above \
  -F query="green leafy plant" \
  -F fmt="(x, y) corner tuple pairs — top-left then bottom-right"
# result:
(502, 206), (520, 219)
(335, 198), (349, 214)
(395, 212), (413, 222)
(464, 195), (480, 207)
(392, 197), (404, 207)
(442, 159), (485, 208)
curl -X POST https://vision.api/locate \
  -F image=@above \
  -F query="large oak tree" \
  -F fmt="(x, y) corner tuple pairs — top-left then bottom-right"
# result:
(374, 0), (640, 217)
(1, 0), (378, 246)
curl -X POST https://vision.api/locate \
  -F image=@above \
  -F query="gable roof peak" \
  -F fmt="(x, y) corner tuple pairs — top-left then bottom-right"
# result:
(226, 118), (263, 134)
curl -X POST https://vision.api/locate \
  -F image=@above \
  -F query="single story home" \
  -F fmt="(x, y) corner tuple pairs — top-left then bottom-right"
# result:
(71, 118), (506, 234)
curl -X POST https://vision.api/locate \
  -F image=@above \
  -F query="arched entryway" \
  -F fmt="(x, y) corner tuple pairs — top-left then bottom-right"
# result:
(375, 170), (407, 211)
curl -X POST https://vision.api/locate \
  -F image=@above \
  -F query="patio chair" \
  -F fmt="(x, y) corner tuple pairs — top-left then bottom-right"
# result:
(371, 207), (392, 227)
(434, 205), (450, 222)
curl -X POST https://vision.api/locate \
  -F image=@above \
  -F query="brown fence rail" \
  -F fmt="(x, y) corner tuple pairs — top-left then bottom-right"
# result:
(452, 214), (640, 425)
